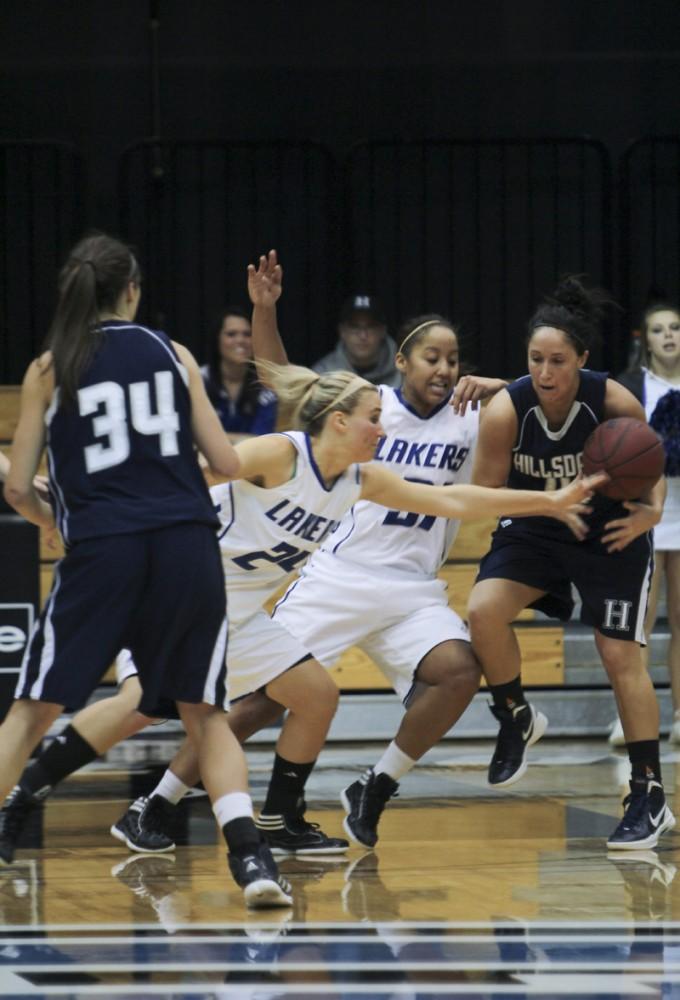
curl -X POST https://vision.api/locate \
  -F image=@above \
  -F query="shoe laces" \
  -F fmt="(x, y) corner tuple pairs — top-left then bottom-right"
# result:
(360, 773), (398, 825)
(493, 705), (530, 753)
(287, 814), (321, 835)
(141, 796), (175, 835)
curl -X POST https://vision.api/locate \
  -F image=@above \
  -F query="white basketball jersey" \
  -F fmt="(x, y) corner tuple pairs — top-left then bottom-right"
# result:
(319, 386), (479, 575)
(212, 431), (362, 625)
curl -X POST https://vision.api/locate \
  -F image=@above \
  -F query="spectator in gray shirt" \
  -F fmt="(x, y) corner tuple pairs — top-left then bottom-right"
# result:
(313, 295), (400, 387)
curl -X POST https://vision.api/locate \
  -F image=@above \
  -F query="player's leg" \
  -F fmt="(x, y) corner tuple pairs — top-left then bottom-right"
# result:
(599, 632), (674, 849)
(110, 690), (287, 854)
(577, 534), (673, 849)
(2, 675), (152, 857)
(665, 552), (680, 742)
(467, 577), (549, 787)
(256, 658), (347, 855)
(609, 556), (664, 747)
(132, 524), (291, 909)
(177, 700), (291, 908)
(0, 700), (64, 803)
(341, 633), (480, 849)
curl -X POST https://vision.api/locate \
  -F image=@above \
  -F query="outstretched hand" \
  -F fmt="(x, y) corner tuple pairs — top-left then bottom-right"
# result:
(247, 250), (283, 308)
(451, 376), (507, 415)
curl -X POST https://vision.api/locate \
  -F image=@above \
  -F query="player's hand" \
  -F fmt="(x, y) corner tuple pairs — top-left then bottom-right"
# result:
(546, 473), (608, 540)
(601, 499), (662, 553)
(247, 250), (282, 308)
(33, 474), (50, 502)
(451, 376), (507, 415)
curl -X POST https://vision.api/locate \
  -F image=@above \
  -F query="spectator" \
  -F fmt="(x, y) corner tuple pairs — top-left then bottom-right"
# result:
(313, 295), (400, 387)
(201, 307), (277, 439)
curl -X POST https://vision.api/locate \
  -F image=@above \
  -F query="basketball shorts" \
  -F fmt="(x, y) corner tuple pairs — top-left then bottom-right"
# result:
(476, 525), (654, 643)
(272, 549), (470, 703)
(16, 524), (227, 712)
(116, 607), (311, 705)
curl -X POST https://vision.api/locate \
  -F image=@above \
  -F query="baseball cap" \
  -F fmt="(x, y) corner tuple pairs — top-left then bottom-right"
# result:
(338, 294), (387, 327)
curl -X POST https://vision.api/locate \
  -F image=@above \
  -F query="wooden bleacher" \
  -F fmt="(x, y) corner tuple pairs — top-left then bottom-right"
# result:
(1, 384), (563, 692)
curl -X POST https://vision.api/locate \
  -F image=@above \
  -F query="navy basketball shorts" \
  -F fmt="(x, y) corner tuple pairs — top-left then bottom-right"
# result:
(476, 528), (654, 643)
(16, 523), (227, 711)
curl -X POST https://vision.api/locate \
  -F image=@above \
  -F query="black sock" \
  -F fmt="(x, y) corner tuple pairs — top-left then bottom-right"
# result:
(488, 676), (527, 712)
(262, 754), (315, 816)
(223, 816), (261, 855)
(627, 740), (661, 786)
(19, 725), (98, 798)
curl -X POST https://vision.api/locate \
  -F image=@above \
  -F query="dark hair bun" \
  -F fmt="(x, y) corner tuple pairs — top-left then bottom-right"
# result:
(547, 276), (605, 322)
(528, 275), (615, 353)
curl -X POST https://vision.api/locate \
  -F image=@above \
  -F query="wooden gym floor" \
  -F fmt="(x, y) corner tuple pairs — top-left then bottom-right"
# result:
(2, 739), (680, 998)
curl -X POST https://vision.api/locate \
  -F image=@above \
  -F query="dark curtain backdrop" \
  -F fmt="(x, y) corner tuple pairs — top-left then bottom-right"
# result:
(2, 1), (680, 379)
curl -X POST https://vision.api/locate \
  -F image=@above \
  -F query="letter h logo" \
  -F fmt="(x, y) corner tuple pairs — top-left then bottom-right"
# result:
(603, 599), (633, 632)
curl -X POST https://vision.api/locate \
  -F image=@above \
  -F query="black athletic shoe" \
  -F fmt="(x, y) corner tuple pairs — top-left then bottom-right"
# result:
(487, 702), (548, 787)
(340, 770), (399, 849)
(606, 779), (676, 850)
(228, 842), (293, 909)
(0, 786), (43, 866)
(110, 795), (176, 854)
(256, 808), (349, 856)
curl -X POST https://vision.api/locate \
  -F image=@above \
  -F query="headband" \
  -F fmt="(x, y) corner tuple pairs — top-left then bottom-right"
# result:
(398, 319), (442, 353)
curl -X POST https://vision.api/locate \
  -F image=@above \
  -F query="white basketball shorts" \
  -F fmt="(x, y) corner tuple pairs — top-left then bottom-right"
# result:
(272, 549), (470, 702)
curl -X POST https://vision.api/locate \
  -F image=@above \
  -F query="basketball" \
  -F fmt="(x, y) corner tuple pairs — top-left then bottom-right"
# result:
(582, 417), (665, 501)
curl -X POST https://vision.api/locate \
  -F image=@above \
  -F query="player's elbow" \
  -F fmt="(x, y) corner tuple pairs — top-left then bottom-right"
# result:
(210, 449), (240, 479)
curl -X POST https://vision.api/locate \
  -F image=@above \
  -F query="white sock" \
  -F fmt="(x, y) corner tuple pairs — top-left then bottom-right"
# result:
(151, 769), (192, 806)
(212, 791), (254, 828)
(373, 741), (415, 782)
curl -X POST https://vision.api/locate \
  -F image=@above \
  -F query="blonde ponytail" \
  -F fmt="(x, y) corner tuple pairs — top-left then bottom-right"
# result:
(255, 359), (375, 433)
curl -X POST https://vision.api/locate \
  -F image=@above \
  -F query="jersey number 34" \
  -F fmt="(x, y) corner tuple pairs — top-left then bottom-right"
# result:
(78, 373), (180, 473)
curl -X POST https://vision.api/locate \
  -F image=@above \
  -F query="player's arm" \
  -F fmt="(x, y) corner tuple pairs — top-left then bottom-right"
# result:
(172, 342), (241, 479)
(227, 433), (298, 488)
(359, 462), (605, 522)
(247, 250), (288, 380)
(600, 378), (666, 551)
(4, 359), (55, 528)
(470, 389), (517, 487)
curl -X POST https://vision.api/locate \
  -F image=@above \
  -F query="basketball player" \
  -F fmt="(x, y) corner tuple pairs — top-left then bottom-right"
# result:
(0, 275), (602, 864)
(0, 233), (293, 909)
(467, 276), (671, 850)
(221, 251), (603, 852)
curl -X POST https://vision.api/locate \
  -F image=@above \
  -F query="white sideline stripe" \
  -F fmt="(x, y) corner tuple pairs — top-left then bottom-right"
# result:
(0, 931), (677, 945)
(5, 960), (680, 973)
(4, 918), (680, 931)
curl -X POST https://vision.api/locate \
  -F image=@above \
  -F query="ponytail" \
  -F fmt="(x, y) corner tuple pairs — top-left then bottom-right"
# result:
(256, 359), (375, 433)
(47, 233), (141, 407)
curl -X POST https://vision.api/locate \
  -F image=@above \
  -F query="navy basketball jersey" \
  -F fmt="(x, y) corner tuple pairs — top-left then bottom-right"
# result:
(503, 369), (624, 541)
(47, 321), (217, 543)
